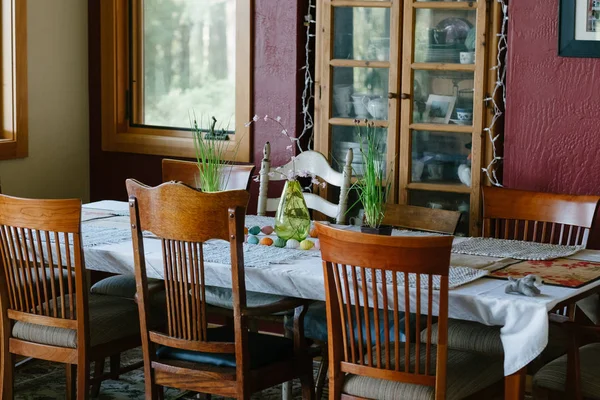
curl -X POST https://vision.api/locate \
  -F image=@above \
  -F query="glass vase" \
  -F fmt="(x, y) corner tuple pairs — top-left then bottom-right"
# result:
(274, 180), (311, 242)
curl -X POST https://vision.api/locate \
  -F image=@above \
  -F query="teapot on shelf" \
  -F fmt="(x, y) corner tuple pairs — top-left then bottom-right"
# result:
(363, 96), (387, 120)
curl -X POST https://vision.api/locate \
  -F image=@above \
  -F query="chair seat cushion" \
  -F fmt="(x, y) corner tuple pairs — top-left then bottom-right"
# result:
(12, 294), (141, 349)
(203, 286), (290, 310)
(286, 301), (420, 343)
(533, 343), (600, 398)
(343, 344), (504, 400)
(422, 319), (569, 359)
(90, 275), (164, 299)
(156, 326), (294, 369)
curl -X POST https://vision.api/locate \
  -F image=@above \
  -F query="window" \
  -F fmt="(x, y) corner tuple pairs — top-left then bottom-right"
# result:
(101, 0), (252, 161)
(0, 0), (28, 161)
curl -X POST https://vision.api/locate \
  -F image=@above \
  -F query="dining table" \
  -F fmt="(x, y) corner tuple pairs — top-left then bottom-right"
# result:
(81, 200), (600, 400)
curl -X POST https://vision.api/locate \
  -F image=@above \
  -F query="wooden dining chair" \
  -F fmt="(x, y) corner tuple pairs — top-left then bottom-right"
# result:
(0, 194), (143, 399)
(315, 223), (503, 399)
(257, 142), (353, 224)
(162, 158), (255, 191)
(382, 204), (462, 235)
(126, 180), (315, 399)
(432, 187), (600, 363)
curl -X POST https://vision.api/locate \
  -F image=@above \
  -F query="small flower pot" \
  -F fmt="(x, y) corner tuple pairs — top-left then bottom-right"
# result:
(360, 224), (393, 236)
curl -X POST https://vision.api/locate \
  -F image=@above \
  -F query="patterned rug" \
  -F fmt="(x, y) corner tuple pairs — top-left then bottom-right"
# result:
(14, 348), (323, 400)
(490, 258), (600, 288)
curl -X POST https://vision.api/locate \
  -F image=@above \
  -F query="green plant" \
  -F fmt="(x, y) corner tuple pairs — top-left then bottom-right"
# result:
(191, 115), (235, 192)
(352, 120), (392, 228)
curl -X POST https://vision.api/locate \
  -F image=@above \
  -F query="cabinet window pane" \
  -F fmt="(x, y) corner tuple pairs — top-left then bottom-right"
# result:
(133, 0), (236, 131)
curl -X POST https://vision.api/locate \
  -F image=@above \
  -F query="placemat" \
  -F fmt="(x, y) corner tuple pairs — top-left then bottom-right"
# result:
(452, 237), (582, 260)
(490, 258), (600, 288)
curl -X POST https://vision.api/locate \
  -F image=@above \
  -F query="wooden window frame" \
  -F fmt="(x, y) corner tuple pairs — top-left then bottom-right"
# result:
(100, 0), (252, 162)
(0, 0), (28, 161)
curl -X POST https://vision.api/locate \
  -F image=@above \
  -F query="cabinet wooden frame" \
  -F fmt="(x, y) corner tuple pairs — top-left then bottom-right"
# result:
(315, 0), (500, 236)
(315, 0), (402, 203)
(99, 0), (253, 162)
(0, 0), (28, 161)
(398, 0), (488, 237)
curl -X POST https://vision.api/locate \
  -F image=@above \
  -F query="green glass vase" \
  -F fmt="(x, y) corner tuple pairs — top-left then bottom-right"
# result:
(274, 180), (311, 242)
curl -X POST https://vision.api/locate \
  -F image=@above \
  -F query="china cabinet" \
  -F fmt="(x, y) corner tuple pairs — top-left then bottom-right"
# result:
(315, 0), (500, 236)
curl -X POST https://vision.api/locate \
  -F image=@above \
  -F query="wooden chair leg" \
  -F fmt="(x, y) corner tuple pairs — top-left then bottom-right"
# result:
(77, 362), (90, 400)
(109, 353), (120, 379)
(91, 358), (105, 398)
(315, 348), (329, 400)
(66, 364), (77, 400)
(282, 326), (293, 400)
(0, 353), (14, 400)
(301, 367), (316, 400)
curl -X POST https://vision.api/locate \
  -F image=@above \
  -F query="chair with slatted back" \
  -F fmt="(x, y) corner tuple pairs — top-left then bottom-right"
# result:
(162, 158), (255, 191)
(0, 194), (143, 399)
(427, 186), (600, 364)
(126, 180), (314, 399)
(382, 204), (462, 235)
(257, 142), (353, 224)
(315, 223), (503, 399)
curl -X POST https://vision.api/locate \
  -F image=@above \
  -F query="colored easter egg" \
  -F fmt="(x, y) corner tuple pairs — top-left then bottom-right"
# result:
(248, 226), (261, 235)
(261, 225), (274, 235)
(247, 235), (259, 245)
(300, 240), (314, 250)
(274, 237), (287, 248)
(244, 227), (249, 235)
(313, 240), (320, 250)
(259, 237), (274, 246)
(286, 239), (300, 249)
(309, 227), (318, 238)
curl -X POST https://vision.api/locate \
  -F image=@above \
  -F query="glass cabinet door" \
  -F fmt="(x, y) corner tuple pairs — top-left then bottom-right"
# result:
(316, 0), (401, 210)
(399, 0), (487, 236)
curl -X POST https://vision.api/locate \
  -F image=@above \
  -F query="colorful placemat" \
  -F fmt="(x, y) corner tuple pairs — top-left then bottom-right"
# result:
(490, 258), (600, 288)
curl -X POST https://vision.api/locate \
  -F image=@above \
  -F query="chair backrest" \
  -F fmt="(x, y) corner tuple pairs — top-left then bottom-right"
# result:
(0, 195), (88, 348)
(126, 180), (251, 372)
(161, 158), (255, 191)
(482, 186), (600, 247)
(257, 142), (353, 224)
(382, 204), (461, 235)
(316, 223), (454, 398)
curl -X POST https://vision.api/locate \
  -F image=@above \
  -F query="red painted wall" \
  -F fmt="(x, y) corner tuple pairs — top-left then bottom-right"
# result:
(88, 0), (307, 212)
(504, 1), (600, 195)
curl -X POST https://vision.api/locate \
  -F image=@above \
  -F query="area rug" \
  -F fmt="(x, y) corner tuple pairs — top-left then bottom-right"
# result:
(490, 258), (600, 288)
(14, 348), (323, 400)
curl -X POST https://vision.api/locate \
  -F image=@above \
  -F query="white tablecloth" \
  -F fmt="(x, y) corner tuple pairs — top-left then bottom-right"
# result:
(82, 200), (600, 376)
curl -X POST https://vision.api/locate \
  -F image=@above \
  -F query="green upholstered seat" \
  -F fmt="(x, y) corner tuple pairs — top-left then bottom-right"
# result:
(342, 344), (504, 400)
(533, 343), (600, 399)
(12, 294), (140, 348)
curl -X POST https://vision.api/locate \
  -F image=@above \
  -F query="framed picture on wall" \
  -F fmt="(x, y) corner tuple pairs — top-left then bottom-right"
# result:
(423, 95), (456, 124)
(559, 0), (600, 57)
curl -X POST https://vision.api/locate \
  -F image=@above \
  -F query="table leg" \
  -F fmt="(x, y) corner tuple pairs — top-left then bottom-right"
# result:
(504, 367), (526, 400)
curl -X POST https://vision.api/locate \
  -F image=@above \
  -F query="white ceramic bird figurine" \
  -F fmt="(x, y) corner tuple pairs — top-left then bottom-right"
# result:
(458, 164), (471, 187)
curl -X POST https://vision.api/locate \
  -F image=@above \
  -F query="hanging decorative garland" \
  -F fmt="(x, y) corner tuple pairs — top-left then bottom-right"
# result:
(482, 0), (508, 187)
(298, 0), (316, 152)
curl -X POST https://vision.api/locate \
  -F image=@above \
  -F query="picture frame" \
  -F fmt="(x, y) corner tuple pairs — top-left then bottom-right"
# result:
(423, 94), (456, 124)
(559, 0), (600, 57)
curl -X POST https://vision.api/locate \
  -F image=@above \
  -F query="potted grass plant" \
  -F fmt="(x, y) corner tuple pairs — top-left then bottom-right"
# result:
(353, 119), (393, 235)
(191, 115), (235, 192)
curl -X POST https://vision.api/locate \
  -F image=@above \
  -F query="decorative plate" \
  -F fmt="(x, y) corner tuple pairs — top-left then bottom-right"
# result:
(436, 17), (473, 45)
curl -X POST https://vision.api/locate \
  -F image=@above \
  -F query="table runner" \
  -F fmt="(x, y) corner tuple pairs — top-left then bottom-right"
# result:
(491, 258), (600, 288)
(452, 237), (582, 260)
(355, 266), (489, 290)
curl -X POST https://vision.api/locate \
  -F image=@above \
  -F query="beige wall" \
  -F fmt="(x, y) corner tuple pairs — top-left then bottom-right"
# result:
(0, 0), (89, 201)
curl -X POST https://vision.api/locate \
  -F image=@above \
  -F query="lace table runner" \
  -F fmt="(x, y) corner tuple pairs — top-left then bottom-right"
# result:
(452, 237), (582, 260)
(348, 266), (488, 290)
